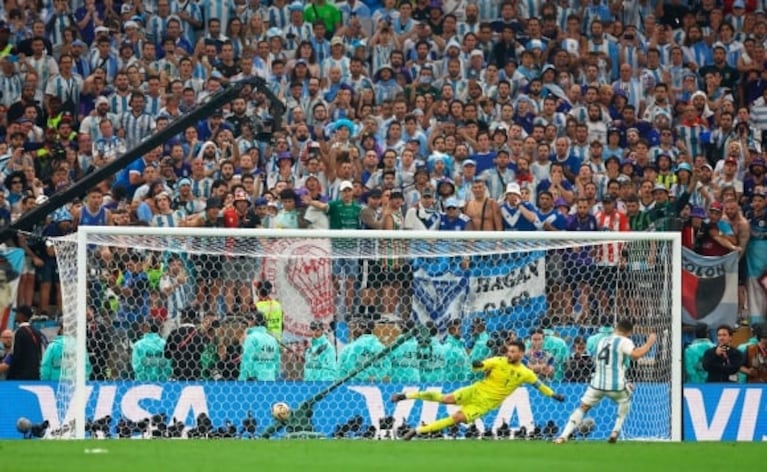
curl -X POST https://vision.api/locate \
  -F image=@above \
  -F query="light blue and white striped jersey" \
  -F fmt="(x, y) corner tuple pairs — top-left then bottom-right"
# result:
(89, 51), (119, 84)
(44, 74), (82, 105)
(109, 92), (132, 117)
(191, 177), (214, 200)
(590, 334), (635, 391)
(675, 123), (707, 158)
(119, 111), (155, 150)
(612, 78), (644, 109)
(28, 55), (58, 92)
(283, 23), (313, 51)
(45, 12), (74, 46)
(146, 15), (169, 45)
(0, 73), (23, 108)
(456, 21), (480, 38)
(311, 37), (331, 64)
(169, 1), (203, 45)
(683, 42), (712, 70)
(476, 0), (500, 22)
(151, 210), (184, 227)
(321, 56), (350, 79)
(517, 0), (543, 19)
(533, 112), (567, 136)
(750, 97), (767, 131)
(725, 14), (746, 33)
(656, 43), (672, 66)
(723, 40), (744, 68)
(268, 4), (290, 29)
(159, 272), (193, 321)
(144, 94), (163, 116)
(204, 0), (236, 33)
(621, 44), (643, 71)
(371, 43), (395, 75)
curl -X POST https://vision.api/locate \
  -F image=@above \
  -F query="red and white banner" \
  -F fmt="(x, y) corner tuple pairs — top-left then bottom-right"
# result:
(257, 238), (335, 341)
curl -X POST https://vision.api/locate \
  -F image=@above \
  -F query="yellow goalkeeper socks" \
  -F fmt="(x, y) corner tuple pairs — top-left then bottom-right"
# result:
(416, 417), (456, 434)
(406, 391), (444, 402)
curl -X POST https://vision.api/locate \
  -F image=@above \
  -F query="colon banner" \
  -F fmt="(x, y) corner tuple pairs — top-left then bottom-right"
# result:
(681, 248), (739, 327)
(411, 252), (547, 334)
(0, 247), (24, 331)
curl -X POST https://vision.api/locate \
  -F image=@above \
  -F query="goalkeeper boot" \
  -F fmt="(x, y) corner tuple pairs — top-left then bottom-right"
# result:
(608, 432), (619, 443)
(402, 428), (417, 441)
(553, 437), (567, 445)
(391, 393), (407, 403)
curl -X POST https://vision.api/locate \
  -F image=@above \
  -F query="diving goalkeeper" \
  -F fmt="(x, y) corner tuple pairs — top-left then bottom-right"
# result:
(392, 340), (565, 440)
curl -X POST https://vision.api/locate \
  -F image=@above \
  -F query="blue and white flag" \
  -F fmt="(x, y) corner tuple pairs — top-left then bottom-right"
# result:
(411, 251), (547, 336)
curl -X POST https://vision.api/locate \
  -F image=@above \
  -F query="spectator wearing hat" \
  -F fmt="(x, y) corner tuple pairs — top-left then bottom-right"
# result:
(499, 182), (536, 231)
(404, 186), (439, 230)
(303, 320), (337, 381)
(646, 179), (693, 230)
(714, 154), (743, 195)
(438, 196), (469, 231)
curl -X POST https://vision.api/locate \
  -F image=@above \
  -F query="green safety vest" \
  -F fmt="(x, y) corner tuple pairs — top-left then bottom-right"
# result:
(255, 299), (283, 341)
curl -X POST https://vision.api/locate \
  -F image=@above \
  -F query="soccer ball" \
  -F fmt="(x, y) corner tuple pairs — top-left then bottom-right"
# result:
(272, 402), (291, 422)
(16, 417), (31, 434)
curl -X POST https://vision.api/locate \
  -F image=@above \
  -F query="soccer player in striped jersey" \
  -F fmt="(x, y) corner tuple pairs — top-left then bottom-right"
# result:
(555, 319), (656, 444)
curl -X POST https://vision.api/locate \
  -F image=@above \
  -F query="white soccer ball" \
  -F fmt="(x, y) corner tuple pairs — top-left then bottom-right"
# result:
(271, 402), (291, 422)
(16, 417), (31, 434)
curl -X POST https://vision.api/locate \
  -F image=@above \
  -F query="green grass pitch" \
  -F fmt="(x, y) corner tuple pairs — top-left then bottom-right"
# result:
(2, 440), (762, 472)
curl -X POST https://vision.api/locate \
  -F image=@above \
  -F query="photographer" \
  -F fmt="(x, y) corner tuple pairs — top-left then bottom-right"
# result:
(702, 325), (745, 383)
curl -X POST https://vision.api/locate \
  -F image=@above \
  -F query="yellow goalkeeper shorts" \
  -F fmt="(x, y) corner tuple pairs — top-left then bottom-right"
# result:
(451, 385), (496, 422)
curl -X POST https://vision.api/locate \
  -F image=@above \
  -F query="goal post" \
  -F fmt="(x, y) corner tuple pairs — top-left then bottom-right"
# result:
(52, 227), (683, 441)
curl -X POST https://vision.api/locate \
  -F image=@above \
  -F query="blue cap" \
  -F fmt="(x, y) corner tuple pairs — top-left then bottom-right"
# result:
(52, 208), (73, 223)
(254, 197), (268, 206)
(691, 207), (707, 219)
(177, 178), (191, 187)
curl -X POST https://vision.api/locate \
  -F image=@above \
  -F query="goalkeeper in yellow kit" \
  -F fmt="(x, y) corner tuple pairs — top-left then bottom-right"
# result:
(392, 340), (566, 440)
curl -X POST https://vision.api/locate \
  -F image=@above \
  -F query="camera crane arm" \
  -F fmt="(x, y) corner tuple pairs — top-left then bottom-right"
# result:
(0, 77), (285, 242)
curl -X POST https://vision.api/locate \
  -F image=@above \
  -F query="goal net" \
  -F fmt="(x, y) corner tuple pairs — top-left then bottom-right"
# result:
(51, 228), (682, 441)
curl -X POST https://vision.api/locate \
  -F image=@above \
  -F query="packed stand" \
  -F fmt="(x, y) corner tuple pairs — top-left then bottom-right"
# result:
(0, 0), (766, 381)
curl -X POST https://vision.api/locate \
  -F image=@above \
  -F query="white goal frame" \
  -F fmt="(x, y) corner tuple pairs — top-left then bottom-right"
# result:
(70, 226), (683, 441)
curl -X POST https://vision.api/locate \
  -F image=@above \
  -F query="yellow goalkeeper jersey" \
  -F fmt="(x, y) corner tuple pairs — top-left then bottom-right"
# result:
(474, 356), (551, 402)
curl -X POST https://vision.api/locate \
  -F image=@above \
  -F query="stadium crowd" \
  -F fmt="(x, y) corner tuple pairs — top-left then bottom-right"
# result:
(0, 0), (767, 382)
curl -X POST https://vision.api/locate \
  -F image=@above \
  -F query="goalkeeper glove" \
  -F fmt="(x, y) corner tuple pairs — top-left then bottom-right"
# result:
(552, 393), (565, 402)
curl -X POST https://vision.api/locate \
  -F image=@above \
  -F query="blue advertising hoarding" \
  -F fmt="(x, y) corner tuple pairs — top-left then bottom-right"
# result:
(683, 385), (767, 441)
(0, 381), (671, 440)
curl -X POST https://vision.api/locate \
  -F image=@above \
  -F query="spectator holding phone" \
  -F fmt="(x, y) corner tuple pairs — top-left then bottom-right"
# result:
(702, 324), (745, 383)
